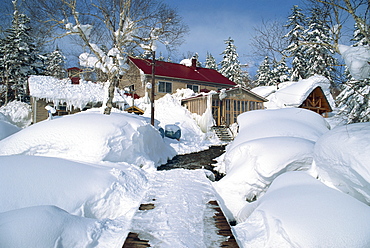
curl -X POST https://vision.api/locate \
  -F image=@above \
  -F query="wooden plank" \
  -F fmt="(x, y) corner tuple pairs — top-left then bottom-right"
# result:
(208, 200), (240, 247)
(122, 232), (150, 248)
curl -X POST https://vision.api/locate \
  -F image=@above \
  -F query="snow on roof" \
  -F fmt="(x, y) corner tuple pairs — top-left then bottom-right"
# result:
(254, 75), (335, 109)
(129, 56), (237, 87)
(28, 75), (125, 110)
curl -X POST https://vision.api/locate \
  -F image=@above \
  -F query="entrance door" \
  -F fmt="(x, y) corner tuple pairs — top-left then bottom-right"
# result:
(212, 106), (221, 126)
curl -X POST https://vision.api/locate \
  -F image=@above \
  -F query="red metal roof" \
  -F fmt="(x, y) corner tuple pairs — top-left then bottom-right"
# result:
(129, 56), (237, 87)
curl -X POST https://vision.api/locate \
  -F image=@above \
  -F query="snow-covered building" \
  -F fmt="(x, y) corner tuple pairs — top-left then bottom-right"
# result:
(122, 57), (237, 100)
(252, 75), (334, 117)
(181, 87), (267, 127)
(28, 76), (126, 123)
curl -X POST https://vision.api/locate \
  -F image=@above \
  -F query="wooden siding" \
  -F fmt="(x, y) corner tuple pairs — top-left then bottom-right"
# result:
(121, 60), (233, 100)
(182, 88), (266, 127)
(299, 87), (332, 117)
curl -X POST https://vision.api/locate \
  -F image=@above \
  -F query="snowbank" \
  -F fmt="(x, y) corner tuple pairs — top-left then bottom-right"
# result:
(314, 122), (370, 204)
(144, 93), (219, 154)
(0, 110), (176, 169)
(0, 205), (127, 248)
(0, 120), (20, 140)
(0, 100), (32, 128)
(214, 108), (330, 218)
(234, 172), (370, 247)
(0, 155), (147, 219)
(230, 108), (330, 150)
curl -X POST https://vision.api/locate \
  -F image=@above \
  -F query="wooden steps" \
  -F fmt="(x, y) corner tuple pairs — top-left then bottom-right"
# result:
(212, 126), (234, 142)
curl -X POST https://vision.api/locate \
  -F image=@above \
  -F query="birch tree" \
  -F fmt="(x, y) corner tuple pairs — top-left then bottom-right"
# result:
(24, 0), (188, 114)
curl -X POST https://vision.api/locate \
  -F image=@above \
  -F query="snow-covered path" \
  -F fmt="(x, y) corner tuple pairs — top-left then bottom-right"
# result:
(126, 169), (234, 247)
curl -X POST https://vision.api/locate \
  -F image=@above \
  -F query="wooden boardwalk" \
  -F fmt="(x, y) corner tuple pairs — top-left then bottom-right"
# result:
(122, 201), (239, 248)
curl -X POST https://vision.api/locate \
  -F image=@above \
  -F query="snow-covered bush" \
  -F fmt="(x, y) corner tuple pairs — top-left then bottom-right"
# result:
(314, 122), (370, 205)
(0, 100), (32, 128)
(234, 172), (370, 247)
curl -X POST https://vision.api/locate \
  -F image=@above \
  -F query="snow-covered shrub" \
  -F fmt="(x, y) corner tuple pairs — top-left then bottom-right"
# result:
(314, 122), (370, 205)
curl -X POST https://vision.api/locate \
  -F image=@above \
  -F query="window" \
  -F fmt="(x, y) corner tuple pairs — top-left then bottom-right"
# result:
(187, 84), (199, 92)
(158, 81), (172, 93)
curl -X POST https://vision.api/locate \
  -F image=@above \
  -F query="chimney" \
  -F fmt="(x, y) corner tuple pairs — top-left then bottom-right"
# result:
(191, 57), (197, 68)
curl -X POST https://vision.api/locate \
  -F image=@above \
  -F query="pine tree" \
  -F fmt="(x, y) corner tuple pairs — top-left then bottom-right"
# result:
(304, 8), (338, 82)
(336, 22), (370, 124)
(205, 52), (218, 70)
(271, 58), (290, 86)
(219, 37), (243, 85)
(255, 56), (272, 86)
(45, 47), (66, 79)
(2, 0), (42, 103)
(352, 22), (368, 47)
(284, 5), (307, 81)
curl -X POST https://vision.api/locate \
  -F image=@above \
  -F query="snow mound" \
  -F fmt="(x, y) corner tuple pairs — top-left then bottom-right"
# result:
(0, 205), (127, 248)
(234, 172), (370, 247)
(214, 137), (315, 218)
(144, 94), (217, 154)
(0, 100), (31, 128)
(214, 108), (329, 218)
(0, 110), (175, 169)
(0, 120), (20, 140)
(314, 122), (370, 204)
(233, 108), (330, 148)
(0, 155), (147, 219)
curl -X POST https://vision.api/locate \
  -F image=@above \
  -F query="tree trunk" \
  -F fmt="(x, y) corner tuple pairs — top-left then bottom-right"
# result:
(103, 76), (118, 115)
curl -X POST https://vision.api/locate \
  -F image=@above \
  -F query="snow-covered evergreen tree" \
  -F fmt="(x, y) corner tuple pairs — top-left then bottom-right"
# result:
(352, 22), (368, 47)
(219, 37), (243, 85)
(304, 8), (338, 82)
(284, 5), (307, 81)
(336, 22), (370, 124)
(271, 58), (290, 86)
(336, 79), (370, 123)
(205, 52), (218, 70)
(45, 47), (66, 79)
(1, 0), (42, 103)
(255, 56), (272, 86)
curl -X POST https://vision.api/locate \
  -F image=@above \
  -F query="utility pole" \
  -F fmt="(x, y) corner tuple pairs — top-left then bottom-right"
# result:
(151, 51), (156, 126)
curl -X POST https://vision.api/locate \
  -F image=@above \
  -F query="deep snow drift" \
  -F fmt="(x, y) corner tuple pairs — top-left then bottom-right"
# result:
(234, 172), (370, 247)
(0, 110), (176, 170)
(314, 122), (370, 205)
(0, 155), (148, 247)
(214, 108), (330, 218)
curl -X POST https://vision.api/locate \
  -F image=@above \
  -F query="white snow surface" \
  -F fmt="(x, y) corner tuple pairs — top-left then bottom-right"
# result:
(253, 75), (335, 110)
(143, 93), (220, 155)
(0, 120), (20, 140)
(214, 108), (330, 219)
(0, 110), (175, 169)
(28, 76), (125, 110)
(314, 122), (370, 205)
(234, 171), (370, 248)
(130, 169), (227, 247)
(0, 155), (147, 247)
(0, 205), (128, 248)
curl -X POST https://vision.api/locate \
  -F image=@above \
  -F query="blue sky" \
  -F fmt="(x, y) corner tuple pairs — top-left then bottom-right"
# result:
(160, 0), (304, 70)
